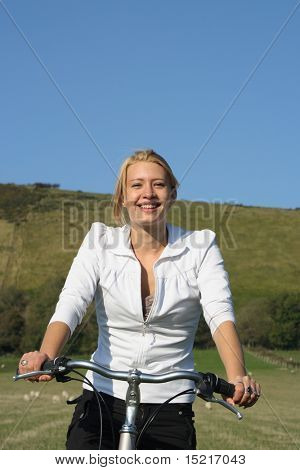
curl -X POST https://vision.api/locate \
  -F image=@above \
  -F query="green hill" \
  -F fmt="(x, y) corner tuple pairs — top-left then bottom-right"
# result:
(0, 183), (299, 353)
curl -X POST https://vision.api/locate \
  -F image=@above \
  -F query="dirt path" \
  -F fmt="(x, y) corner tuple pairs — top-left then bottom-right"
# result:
(246, 347), (300, 369)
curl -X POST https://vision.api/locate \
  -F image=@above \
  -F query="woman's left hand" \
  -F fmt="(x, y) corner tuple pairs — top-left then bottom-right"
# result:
(224, 375), (261, 408)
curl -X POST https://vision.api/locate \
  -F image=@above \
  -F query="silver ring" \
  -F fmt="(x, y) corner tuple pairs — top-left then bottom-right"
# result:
(21, 359), (28, 366)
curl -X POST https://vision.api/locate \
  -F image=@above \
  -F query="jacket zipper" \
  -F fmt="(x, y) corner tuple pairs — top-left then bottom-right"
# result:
(134, 257), (158, 326)
(143, 265), (158, 332)
(140, 270), (158, 364)
(136, 262), (159, 368)
(134, 260), (148, 367)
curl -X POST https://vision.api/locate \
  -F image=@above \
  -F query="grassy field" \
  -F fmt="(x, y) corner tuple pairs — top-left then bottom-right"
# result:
(0, 350), (299, 450)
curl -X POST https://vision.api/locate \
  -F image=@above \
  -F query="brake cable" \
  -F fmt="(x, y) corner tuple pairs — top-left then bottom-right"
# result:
(54, 369), (116, 450)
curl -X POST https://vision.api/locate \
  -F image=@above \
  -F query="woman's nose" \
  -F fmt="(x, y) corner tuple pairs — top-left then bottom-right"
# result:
(142, 184), (155, 198)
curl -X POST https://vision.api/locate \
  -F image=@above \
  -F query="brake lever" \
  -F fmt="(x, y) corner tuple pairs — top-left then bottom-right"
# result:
(195, 373), (243, 420)
(13, 369), (54, 381)
(197, 390), (243, 420)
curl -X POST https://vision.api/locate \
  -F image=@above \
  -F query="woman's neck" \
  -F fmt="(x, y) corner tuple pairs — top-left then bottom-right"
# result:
(130, 223), (168, 255)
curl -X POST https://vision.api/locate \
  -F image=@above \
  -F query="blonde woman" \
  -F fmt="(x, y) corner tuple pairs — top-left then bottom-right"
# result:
(19, 149), (260, 449)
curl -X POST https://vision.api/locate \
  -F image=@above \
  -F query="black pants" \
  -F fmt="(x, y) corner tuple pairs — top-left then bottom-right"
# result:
(66, 390), (197, 450)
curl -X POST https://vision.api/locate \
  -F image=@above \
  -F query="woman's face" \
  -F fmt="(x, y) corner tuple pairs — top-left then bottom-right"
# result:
(123, 161), (175, 227)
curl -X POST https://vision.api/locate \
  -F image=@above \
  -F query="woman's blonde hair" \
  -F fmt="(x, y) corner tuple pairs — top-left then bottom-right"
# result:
(112, 149), (179, 225)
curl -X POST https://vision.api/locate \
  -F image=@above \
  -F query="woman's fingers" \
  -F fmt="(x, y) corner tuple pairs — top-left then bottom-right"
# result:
(19, 351), (51, 382)
(36, 374), (53, 382)
(232, 382), (244, 404)
(231, 376), (261, 408)
(247, 379), (261, 405)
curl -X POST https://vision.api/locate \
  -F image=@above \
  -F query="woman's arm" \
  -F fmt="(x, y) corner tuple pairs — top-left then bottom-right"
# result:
(212, 320), (246, 380)
(19, 321), (71, 382)
(213, 320), (261, 407)
(40, 321), (71, 359)
(196, 231), (261, 407)
(19, 224), (102, 382)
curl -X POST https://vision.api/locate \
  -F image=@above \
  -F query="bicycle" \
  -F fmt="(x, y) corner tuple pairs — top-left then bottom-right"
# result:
(14, 357), (243, 450)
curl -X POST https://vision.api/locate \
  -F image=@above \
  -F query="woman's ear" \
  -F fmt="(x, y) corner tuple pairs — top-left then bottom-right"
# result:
(167, 188), (177, 208)
(170, 187), (177, 203)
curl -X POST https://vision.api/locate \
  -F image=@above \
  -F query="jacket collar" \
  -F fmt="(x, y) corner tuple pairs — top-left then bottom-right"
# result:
(107, 223), (189, 260)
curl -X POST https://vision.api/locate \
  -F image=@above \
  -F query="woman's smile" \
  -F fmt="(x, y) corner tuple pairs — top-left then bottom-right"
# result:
(136, 201), (161, 212)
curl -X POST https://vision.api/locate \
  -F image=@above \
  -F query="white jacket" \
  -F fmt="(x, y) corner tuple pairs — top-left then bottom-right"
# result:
(49, 222), (235, 403)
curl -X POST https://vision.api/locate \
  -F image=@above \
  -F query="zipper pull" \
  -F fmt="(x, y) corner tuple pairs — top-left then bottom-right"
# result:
(150, 333), (156, 345)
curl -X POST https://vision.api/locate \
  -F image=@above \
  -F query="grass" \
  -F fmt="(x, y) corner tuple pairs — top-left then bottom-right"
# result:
(0, 358), (82, 450)
(0, 349), (299, 450)
(193, 349), (300, 450)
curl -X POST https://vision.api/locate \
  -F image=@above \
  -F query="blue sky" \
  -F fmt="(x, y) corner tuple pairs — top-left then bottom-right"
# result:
(1, 0), (299, 208)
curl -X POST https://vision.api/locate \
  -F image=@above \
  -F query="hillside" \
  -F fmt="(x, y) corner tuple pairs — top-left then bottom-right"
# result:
(0, 183), (299, 352)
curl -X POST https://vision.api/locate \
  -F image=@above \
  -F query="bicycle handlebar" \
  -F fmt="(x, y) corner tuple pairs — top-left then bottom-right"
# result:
(14, 357), (243, 419)
(14, 356), (236, 398)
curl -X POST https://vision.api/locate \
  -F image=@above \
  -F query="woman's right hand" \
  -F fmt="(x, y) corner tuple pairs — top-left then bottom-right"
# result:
(18, 351), (53, 382)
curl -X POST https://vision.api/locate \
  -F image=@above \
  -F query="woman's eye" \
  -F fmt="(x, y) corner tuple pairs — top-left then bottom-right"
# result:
(131, 182), (165, 188)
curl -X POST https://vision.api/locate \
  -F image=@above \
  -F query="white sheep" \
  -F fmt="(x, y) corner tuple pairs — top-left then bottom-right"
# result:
(52, 395), (61, 403)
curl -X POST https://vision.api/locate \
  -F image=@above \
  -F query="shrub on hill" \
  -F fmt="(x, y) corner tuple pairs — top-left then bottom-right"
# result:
(238, 298), (273, 348)
(0, 184), (65, 224)
(269, 292), (300, 349)
(32, 183), (60, 188)
(238, 293), (300, 349)
(21, 277), (66, 351)
(0, 288), (27, 354)
(194, 315), (214, 349)
(0, 184), (44, 223)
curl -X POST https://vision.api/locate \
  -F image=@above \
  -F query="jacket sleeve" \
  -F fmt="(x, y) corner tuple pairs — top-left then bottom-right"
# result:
(196, 230), (235, 336)
(49, 223), (104, 335)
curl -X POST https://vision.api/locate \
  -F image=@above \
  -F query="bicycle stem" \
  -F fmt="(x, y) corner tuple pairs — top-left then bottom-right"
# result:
(119, 369), (141, 450)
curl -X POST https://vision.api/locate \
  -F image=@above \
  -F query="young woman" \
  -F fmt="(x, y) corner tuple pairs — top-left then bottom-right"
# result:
(19, 149), (260, 450)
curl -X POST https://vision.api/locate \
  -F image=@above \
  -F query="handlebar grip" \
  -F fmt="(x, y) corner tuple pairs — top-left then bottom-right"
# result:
(215, 378), (235, 398)
(41, 356), (71, 375)
(42, 359), (56, 372)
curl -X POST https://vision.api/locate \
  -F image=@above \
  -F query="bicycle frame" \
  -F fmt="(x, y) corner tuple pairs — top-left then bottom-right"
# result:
(14, 358), (243, 450)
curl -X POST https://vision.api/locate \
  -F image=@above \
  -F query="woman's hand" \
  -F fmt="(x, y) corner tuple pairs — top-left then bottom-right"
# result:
(225, 375), (261, 408)
(19, 351), (53, 382)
